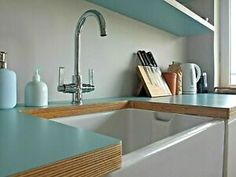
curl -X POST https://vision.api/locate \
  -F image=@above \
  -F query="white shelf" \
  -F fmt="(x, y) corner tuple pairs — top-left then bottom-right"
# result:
(177, 0), (195, 3)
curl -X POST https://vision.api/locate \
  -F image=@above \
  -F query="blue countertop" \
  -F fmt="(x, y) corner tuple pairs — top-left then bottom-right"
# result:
(129, 94), (236, 109)
(44, 93), (236, 110)
(1, 93), (236, 176)
(0, 109), (120, 176)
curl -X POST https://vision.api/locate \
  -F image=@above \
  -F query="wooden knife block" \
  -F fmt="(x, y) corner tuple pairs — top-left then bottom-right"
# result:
(136, 65), (171, 97)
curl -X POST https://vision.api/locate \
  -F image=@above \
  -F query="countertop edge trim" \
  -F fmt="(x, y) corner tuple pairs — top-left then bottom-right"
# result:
(24, 100), (230, 119)
(13, 144), (122, 177)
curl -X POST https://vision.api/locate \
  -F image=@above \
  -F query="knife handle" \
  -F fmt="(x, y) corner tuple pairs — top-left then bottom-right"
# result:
(146, 52), (155, 67)
(140, 51), (149, 66)
(147, 52), (158, 67)
(137, 51), (146, 66)
(143, 51), (153, 67)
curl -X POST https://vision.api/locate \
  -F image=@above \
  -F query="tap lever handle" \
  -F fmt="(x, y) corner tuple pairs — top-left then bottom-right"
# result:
(58, 67), (65, 86)
(88, 69), (94, 85)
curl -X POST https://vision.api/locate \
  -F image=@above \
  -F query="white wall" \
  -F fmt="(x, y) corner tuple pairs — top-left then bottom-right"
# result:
(186, 33), (214, 90)
(0, 0), (187, 103)
(185, 0), (215, 90)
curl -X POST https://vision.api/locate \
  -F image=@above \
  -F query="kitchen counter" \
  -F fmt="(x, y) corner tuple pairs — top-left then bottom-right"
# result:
(0, 108), (121, 176)
(130, 93), (236, 118)
(1, 93), (236, 176)
(25, 93), (236, 119)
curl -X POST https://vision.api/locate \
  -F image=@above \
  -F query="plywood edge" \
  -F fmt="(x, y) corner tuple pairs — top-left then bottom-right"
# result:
(24, 99), (231, 120)
(13, 144), (122, 177)
(23, 101), (130, 119)
(130, 101), (230, 119)
(229, 107), (236, 118)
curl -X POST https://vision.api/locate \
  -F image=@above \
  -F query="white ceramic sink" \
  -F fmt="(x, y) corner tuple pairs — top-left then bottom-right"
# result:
(52, 109), (224, 177)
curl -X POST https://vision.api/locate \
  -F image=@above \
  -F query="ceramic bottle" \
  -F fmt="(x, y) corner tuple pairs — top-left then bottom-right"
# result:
(0, 51), (17, 109)
(25, 69), (48, 107)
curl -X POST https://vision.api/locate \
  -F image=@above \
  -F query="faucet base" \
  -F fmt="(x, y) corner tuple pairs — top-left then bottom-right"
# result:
(72, 92), (83, 105)
(71, 100), (83, 105)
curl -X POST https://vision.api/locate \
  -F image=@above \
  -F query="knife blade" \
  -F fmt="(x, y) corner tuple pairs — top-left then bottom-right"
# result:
(146, 51), (170, 93)
(144, 51), (165, 87)
(147, 51), (170, 93)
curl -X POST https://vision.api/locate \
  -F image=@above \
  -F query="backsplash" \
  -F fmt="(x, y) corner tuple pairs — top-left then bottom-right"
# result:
(0, 0), (187, 103)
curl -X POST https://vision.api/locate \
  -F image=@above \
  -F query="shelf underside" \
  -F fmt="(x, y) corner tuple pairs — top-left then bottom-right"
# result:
(87, 0), (214, 36)
(177, 0), (194, 3)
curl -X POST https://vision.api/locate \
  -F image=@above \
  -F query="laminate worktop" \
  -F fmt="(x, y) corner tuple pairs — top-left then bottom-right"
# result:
(1, 93), (236, 176)
(130, 94), (236, 118)
(0, 109), (121, 176)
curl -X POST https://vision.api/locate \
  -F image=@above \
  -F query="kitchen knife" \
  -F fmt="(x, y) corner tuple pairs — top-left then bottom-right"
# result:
(146, 51), (170, 93)
(147, 52), (162, 75)
(137, 51), (145, 66)
(142, 50), (160, 86)
(147, 51), (162, 75)
(142, 51), (152, 66)
(144, 51), (163, 87)
(140, 51), (157, 86)
(137, 51), (155, 85)
(147, 52), (158, 67)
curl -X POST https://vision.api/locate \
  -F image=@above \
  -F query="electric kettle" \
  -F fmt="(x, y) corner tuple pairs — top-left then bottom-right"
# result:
(181, 63), (201, 94)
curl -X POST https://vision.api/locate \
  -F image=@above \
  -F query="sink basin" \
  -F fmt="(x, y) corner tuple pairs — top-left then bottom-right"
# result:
(52, 109), (224, 177)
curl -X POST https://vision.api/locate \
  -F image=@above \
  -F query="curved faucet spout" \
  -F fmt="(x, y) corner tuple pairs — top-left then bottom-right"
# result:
(75, 9), (107, 37)
(58, 10), (107, 104)
(74, 9), (107, 76)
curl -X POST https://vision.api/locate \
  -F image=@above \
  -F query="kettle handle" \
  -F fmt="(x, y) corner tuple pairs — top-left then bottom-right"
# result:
(194, 64), (201, 82)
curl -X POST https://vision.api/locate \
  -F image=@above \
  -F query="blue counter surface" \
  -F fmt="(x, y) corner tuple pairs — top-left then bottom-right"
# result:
(1, 93), (236, 176)
(0, 108), (120, 176)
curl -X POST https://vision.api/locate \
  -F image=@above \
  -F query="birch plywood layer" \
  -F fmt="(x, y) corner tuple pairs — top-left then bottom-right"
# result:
(14, 144), (121, 177)
(25, 101), (130, 118)
(24, 100), (232, 120)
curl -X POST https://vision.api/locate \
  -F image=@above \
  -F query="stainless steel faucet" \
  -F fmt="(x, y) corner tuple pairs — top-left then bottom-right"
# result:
(57, 9), (107, 104)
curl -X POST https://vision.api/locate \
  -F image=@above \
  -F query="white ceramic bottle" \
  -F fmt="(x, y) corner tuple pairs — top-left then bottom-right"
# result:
(0, 51), (17, 109)
(25, 69), (48, 107)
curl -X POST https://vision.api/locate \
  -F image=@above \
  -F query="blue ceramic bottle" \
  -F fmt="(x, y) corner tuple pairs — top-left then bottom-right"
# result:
(0, 51), (17, 109)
